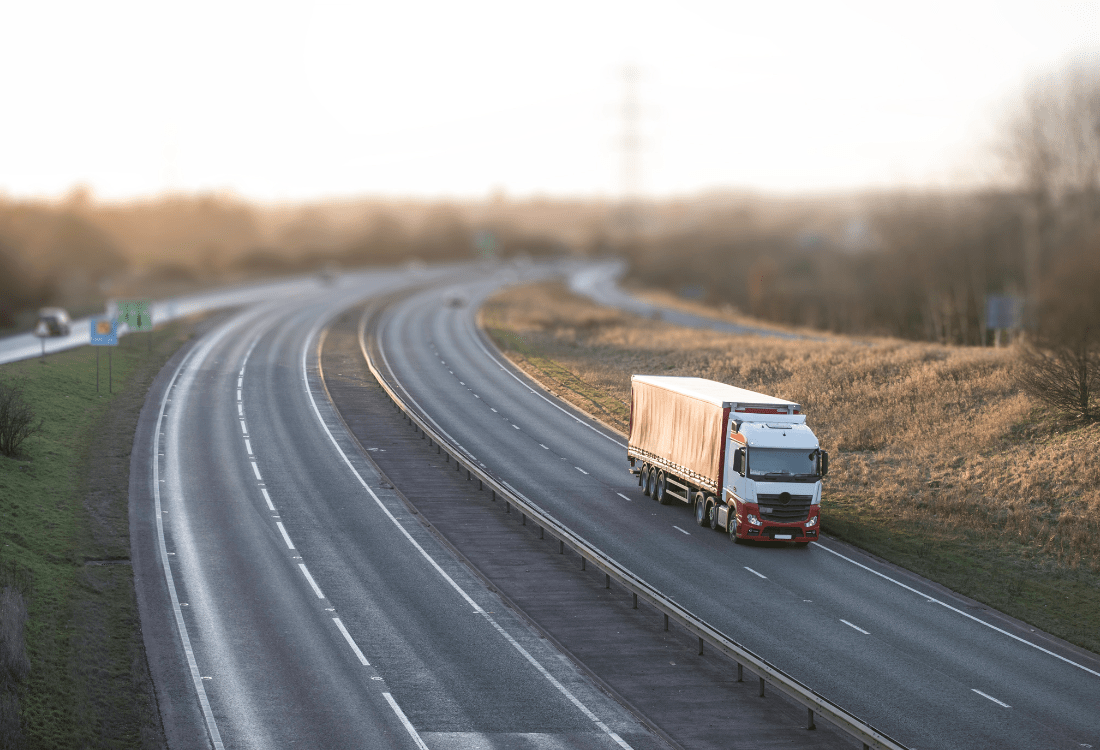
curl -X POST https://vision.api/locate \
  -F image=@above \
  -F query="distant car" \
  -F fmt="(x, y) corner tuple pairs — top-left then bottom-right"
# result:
(36, 307), (71, 337)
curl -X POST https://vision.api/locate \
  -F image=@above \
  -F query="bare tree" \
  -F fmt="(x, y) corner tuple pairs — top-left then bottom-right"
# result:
(0, 379), (42, 458)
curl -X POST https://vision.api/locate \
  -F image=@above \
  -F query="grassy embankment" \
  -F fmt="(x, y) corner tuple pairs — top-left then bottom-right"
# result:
(481, 281), (1100, 655)
(0, 322), (201, 749)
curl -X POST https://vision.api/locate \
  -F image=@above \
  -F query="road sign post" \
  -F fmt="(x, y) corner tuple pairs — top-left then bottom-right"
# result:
(90, 318), (119, 394)
(33, 320), (50, 360)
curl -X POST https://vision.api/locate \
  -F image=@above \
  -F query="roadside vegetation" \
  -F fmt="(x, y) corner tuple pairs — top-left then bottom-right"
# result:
(0, 324), (200, 748)
(482, 281), (1100, 656)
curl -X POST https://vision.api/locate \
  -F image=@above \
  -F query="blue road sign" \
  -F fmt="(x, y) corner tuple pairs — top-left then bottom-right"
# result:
(986, 295), (1023, 330)
(90, 318), (119, 346)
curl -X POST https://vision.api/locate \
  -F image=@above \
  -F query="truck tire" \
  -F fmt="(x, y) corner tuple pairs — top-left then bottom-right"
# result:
(729, 509), (744, 544)
(694, 494), (708, 526)
(656, 472), (674, 505)
(707, 496), (720, 530)
(643, 466), (653, 496)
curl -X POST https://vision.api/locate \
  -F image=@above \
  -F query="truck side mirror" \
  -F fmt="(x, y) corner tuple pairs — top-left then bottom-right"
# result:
(820, 450), (829, 477)
(732, 447), (744, 475)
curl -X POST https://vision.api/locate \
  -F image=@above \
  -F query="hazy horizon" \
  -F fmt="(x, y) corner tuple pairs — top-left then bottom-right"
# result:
(2, 0), (1098, 202)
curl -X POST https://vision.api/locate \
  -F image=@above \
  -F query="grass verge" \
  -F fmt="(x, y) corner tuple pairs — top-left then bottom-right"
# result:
(0, 323), (202, 749)
(481, 281), (1100, 655)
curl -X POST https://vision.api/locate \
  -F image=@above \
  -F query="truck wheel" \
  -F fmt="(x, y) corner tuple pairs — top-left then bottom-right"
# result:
(694, 494), (708, 526)
(729, 511), (744, 544)
(643, 466), (653, 496)
(657, 473), (673, 505)
(707, 497), (720, 530)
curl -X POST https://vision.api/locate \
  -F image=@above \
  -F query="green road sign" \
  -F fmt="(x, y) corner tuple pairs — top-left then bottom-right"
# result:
(118, 299), (153, 331)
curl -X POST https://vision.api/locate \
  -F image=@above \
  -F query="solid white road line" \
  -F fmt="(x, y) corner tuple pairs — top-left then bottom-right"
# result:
(276, 522), (295, 550)
(971, 689), (1011, 707)
(574, 467), (588, 475)
(466, 315), (627, 448)
(672, 526), (690, 535)
(154, 322), (234, 749)
(298, 563), (325, 599)
(812, 542), (1100, 678)
(309, 317), (634, 750)
(840, 619), (870, 634)
(744, 567), (767, 579)
(333, 618), (370, 665)
(616, 493), (632, 502)
(251, 462), (262, 481)
(383, 693), (430, 750)
(261, 488), (275, 511)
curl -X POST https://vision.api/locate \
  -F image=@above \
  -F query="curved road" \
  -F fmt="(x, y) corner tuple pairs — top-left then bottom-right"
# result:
(141, 265), (661, 749)
(373, 273), (1100, 750)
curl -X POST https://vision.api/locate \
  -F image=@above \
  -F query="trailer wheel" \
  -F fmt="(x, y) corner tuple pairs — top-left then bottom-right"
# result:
(642, 466), (653, 496)
(655, 472), (669, 504)
(707, 497), (720, 530)
(694, 494), (708, 526)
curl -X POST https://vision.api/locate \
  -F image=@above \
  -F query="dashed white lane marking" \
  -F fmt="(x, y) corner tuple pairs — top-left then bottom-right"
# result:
(490, 407), (498, 412)
(276, 522), (295, 549)
(744, 567), (767, 579)
(384, 693), (430, 750)
(672, 526), (690, 535)
(298, 563), (325, 599)
(250, 462), (262, 481)
(244, 439), (253, 455)
(575, 467), (588, 475)
(840, 619), (870, 634)
(237, 378), (242, 387)
(236, 389), (241, 401)
(513, 424), (521, 430)
(310, 320), (634, 750)
(460, 381), (465, 385)
(616, 493), (632, 502)
(539, 444), (549, 450)
(812, 542), (1100, 678)
(971, 689), (1011, 707)
(240, 420), (247, 434)
(237, 403), (243, 416)
(333, 618), (370, 665)
(474, 394), (480, 398)
(260, 488), (275, 511)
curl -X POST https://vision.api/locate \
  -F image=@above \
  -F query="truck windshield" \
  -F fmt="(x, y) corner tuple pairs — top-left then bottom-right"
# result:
(748, 448), (817, 479)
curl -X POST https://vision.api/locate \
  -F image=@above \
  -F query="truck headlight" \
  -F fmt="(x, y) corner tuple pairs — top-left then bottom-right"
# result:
(805, 516), (818, 528)
(746, 514), (762, 526)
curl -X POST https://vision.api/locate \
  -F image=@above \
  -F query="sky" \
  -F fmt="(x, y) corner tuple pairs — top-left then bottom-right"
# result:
(1, 0), (1097, 201)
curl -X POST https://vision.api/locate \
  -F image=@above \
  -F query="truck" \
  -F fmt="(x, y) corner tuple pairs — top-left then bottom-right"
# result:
(627, 375), (828, 544)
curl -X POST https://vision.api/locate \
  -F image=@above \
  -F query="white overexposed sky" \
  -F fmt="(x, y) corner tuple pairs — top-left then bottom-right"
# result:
(0, 0), (1097, 201)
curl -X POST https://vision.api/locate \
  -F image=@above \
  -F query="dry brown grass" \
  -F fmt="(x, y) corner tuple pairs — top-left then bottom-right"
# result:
(482, 281), (1100, 653)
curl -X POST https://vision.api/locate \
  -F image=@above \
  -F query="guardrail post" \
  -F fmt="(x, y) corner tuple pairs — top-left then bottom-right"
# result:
(467, 469), (471, 480)
(479, 479), (483, 490)
(522, 513), (526, 526)
(632, 593), (638, 609)
(806, 708), (816, 730)
(505, 502), (510, 514)
(605, 574), (610, 589)
(539, 526), (544, 539)
(491, 490), (496, 502)
(581, 557), (585, 571)
(737, 663), (743, 682)
(698, 637), (704, 655)
(759, 677), (765, 697)
(559, 541), (564, 554)
(664, 614), (668, 631)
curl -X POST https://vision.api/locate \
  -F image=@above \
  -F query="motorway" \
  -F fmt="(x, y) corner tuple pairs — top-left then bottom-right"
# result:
(5, 259), (1097, 748)
(133, 265), (663, 749)
(372, 271), (1100, 750)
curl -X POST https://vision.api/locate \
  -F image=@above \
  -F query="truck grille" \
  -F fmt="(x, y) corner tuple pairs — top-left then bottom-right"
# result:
(756, 493), (812, 522)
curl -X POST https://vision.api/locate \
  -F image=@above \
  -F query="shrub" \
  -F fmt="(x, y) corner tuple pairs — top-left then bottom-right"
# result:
(0, 378), (43, 457)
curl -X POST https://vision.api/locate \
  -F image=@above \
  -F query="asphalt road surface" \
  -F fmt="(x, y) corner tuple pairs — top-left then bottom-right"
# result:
(372, 273), (1100, 750)
(134, 265), (664, 750)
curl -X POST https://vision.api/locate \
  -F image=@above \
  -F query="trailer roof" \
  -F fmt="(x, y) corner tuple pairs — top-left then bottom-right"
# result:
(631, 375), (800, 410)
